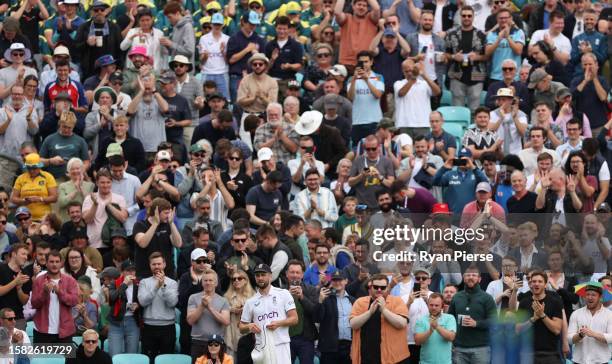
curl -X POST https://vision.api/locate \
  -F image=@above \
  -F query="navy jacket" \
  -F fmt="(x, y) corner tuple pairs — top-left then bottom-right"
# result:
(315, 293), (356, 353)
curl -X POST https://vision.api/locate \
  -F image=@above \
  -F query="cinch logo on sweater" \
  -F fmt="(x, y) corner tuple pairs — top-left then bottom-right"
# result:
(257, 311), (279, 321)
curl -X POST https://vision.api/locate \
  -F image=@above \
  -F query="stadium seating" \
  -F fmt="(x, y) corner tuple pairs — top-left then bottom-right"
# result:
(155, 354), (191, 364)
(443, 123), (465, 147)
(437, 106), (471, 127)
(113, 353), (150, 364)
(31, 357), (65, 364)
(26, 321), (33, 341)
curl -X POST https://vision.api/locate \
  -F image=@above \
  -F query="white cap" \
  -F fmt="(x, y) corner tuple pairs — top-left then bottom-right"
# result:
(190, 248), (207, 261)
(156, 150), (171, 161)
(53, 45), (70, 56)
(257, 147), (273, 161)
(9, 43), (25, 51)
(476, 182), (492, 193)
(329, 64), (347, 77)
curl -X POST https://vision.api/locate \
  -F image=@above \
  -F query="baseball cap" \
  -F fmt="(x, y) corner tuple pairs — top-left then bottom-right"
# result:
(190, 144), (204, 153)
(329, 64), (347, 77)
(528, 68), (551, 89)
(97, 266), (120, 280)
(105, 143), (123, 158)
(246, 10), (261, 24)
(159, 71), (176, 84)
(121, 260), (136, 271)
(191, 248), (207, 261)
(253, 264), (272, 274)
(331, 271), (346, 280)
(476, 182), (492, 193)
(323, 94), (339, 109)
(53, 45), (70, 57)
(257, 147), (273, 161)
(70, 228), (88, 240)
(156, 150), (171, 161)
(413, 266), (431, 277)
(208, 334), (225, 345)
(109, 71), (123, 83)
(211, 12), (224, 24)
(111, 227), (127, 239)
(458, 148), (472, 158)
(431, 203), (450, 215)
(15, 207), (31, 218)
(597, 203), (611, 213)
(383, 28), (396, 37)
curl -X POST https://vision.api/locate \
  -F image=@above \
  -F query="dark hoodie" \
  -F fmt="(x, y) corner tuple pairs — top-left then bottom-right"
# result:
(66, 345), (112, 364)
(447, 284), (497, 348)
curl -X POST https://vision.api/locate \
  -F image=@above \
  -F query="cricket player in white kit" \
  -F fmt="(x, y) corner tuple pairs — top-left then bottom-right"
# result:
(239, 263), (298, 363)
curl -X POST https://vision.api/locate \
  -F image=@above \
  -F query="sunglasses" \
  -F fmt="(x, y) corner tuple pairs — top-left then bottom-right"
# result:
(207, 9), (219, 14)
(233, 238), (247, 243)
(232, 276), (245, 281)
(317, 53), (331, 58)
(84, 340), (97, 344)
(174, 63), (189, 68)
(365, 147), (377, 152)
(371, 284), (387, 291)
(195, 259), (209, 264)
(11, 52), (24, 57)
(17, 216), (30, 221)
(322, 31), (334, 36)
(0, 221), (6, 225)
(2, 317), (15, 321)
(461, 14), (473, 17)
(93, 7), (106, 12)
(192, 152), (205, 157)
(252, 62), (266, 67)
(208, 342), (221, 347)
(249, 4), (261, 9)
(502, 67), (515, 72)
(229, 156), (242, 161)
(415, 276), (429, 281)
(494, 0), (506, 3)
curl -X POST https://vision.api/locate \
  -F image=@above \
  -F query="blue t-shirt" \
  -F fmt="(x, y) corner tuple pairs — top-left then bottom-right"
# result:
(414, 313), (457, 364)
(39, 133), (89, 178)
(486, 29), (525, 81)
(347, 73), (385, 125)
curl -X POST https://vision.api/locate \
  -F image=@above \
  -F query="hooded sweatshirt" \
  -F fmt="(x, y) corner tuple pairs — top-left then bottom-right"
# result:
(169, 15), (196, 66)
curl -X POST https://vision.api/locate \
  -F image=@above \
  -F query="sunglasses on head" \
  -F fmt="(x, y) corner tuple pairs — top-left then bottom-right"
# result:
(371, 284), (387, 291)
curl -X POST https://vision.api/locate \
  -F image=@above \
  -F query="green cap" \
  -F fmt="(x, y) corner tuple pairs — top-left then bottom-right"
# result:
(190, 144), (204, 153)
(106, 143), (123, 158)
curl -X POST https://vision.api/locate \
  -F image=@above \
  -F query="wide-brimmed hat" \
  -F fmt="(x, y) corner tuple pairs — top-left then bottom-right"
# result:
(94, 54), (116, 69)
(493, 87), (514, 98)
(128, 46), (151, 62)
(23, 153), (44, 169)
(169, 54), (193, 72)
(94, 86), (117, 104)
(248, 52), (269, 65)
(295, 110), (323, 135)
(4, 43), (31, 63)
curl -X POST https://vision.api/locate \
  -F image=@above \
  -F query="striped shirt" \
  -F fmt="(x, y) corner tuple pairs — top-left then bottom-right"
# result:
(176, 74), (204, 125)
(293, 186), (338, 228)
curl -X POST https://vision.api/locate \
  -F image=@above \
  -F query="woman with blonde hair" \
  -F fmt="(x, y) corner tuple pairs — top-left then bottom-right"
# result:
(57, 158), (94, 223)
(222, 269), (254, 359)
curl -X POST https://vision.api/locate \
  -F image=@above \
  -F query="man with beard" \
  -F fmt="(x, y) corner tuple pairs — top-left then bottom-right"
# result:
(294, 169), (338, 228)
(108, 153), (141, 234)
(406, 11), (445, 88)
(182, 196), (224, 244)
(158, 71), (192, 161)
(459, 182), (506, 228)
(169, 55), (204, 147)
(349, 273), (409, 364)
(74, 1), (122, 79)
(253, 102), (299, 165)
(568, 283), (612, 363)
(442, 284), (457, 312)
(0, 244), (30, 330)
(334, 0), (380, 67)
(343, 239), (380, 295)
(414, 293), (456, 364)
(191, 109), (236, 147)
(368, 189), (402, 232)
(516, 271), (563, 363)
(447, 266), (497, 364)
(177, 248), (208, 354)
(239, 264), (298, 363)
(237, 52), (278, 117)
(121, 46), (152, 98)
(22, 241), (50, 279)
(256, 224), (293, 287)
(303, 244), (337, 287)
(138, 252), (179, 361)
(31, 250), (78, 343)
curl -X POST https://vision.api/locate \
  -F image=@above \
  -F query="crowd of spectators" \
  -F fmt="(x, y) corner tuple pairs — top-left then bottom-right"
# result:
(0, 0), (610, 362)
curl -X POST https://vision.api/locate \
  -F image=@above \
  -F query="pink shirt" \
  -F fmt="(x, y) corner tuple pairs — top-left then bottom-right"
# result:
(82, 192), (127, 249)
(554, 113), (592, 138)
(460, 200), (506, 228)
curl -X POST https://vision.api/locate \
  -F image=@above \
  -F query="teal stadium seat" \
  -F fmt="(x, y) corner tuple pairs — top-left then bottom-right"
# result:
(437, 106), (471, 127)
(440, 89), (452, 107)
(443, 123), (465, 148)
(155, 354), (191, 364)
(31, 357), (65, 364)
(113, 353), (150, 364)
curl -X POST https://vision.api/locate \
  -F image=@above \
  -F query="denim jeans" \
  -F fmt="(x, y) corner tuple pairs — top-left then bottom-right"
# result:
(202, 73), (230, 101)
(290, 335), (315, 364)
(453, 346), (491, 364)
(229, 74), (242, 104)
(108, 316), (140, 357)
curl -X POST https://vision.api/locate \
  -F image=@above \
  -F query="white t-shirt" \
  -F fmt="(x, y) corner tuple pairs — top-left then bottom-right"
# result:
(463, 0), (491, 30)
(394, 133), (413, 151)
(394, 78), (433, 128)
(529, 30), (572, 56)
(198, 32), (230, 74)
(241, 286), (296, 345)
(401, 292), (432, 344)
(417, 33), (437, 81)
(48, 278), (60, 334)
(490, 109), (528, 155)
